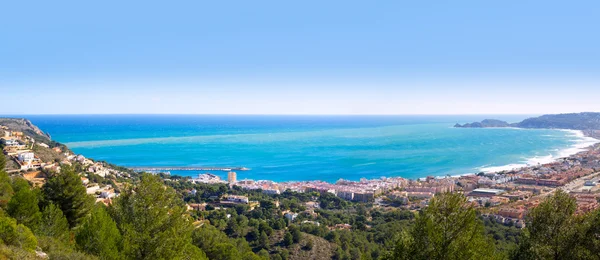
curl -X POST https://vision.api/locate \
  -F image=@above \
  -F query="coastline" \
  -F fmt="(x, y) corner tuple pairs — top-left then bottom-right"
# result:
(5, 115), (599, 183)
(159, 128), (600, 183)
(478, 129), (600, 174)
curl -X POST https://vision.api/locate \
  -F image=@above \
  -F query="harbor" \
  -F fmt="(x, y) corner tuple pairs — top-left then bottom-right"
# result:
(129, 166), (250, 172)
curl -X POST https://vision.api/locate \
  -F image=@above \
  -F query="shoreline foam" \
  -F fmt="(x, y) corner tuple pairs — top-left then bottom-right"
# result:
(478, 129), (600, 173)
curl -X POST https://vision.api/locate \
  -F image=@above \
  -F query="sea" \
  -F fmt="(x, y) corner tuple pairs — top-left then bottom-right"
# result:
(17, 115), (600, 183)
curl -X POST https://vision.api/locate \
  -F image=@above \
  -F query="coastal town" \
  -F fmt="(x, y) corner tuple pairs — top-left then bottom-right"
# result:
(3, 119), (600, 232)
(183, 130), (600, 230)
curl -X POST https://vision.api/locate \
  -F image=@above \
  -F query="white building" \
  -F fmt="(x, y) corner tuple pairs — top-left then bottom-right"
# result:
(222, 195), (249, 204)
(262, 189), (281, 195)
(18, 152), (35, 163)
(284, 212), (298, 222)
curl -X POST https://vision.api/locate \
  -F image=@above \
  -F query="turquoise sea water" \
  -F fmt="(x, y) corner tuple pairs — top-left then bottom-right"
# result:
(18, 115), (595, 182)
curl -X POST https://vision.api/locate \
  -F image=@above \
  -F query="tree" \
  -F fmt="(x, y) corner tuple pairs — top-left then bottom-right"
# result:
(180, 243), (208, 260)
(257, 249), (269, 259)
(0, 156), (13, 209)
(258, 231), (269, 250)
(75, 204), (122, 259)
(289, 225), (302, 243)
(304, 238), (313, 250)
(109, 173), (199, 259)
(582, 209), (600, 259)
(42, 167), (94, 228)
(193, 224), (239, 259)
(246, 228), (260, 242)
(0, 215), (38, 252)
(36, 203), (70, 241)
(10, 177), (31, 194)
(386, 192), (499, 260)
(7, 185), (41, 230)
(259, 221), (273, 236)
(512, 190), (587, 260)
(283, 231), (293, 246)
(279, 249), (290, 260)
(225, 217), (240, 237)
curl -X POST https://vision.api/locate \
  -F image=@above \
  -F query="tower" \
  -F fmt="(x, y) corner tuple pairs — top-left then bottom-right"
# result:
(227, 171), (237, 183)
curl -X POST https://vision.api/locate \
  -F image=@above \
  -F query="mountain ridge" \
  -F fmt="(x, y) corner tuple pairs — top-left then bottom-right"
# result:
(455, 112), (600, 130)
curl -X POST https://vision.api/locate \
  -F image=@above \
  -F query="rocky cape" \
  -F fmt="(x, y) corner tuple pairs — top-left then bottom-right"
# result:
(455, 112), (600, 130)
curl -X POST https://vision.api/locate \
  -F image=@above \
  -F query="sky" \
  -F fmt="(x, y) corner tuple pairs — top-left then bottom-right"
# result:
(1, 0), (599, 115)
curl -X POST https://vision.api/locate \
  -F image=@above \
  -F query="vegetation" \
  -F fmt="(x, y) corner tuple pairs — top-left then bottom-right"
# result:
(385, 193), (499, 260)
(6, 156), (600, 259)
(42, 167), (95, 228)
(0, 156), (14, 208)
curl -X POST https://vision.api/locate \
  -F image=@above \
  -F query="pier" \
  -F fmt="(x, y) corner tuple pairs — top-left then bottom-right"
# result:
(129, 166), (250, 172)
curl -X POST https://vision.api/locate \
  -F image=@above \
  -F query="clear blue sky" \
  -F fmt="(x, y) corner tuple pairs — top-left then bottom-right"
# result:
(1, 0), (599, 114)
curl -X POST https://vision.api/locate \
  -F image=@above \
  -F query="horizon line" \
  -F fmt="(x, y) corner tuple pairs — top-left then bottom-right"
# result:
(0, 113), (548, 116)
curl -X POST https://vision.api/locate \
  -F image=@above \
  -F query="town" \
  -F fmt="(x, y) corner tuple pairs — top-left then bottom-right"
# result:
(184, 131), (600, 230)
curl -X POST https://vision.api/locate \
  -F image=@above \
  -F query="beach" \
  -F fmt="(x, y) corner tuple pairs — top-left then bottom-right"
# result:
(21, 114), (591, 182)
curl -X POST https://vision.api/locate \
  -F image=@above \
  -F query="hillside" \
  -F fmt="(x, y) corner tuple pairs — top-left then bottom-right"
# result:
(0, 118), (52, 142)
(268, 230), (335, 260)
(516, 112), (600, 130)
(1, 118), (70, 170)
(455, 112), (600, 130)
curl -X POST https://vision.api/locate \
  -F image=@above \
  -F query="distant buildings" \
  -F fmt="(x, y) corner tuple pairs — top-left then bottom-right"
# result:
(191, 173), (225, 184)
(468, 188), (505, 197)
(221, 195), (249, 204)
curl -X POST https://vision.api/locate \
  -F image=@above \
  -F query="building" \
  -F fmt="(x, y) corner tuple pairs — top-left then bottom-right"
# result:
(17, 152), (35, 163)
(337, 190), (354, 201)
(284, 212), (298, 222)
(353, 191), (375, 202)
(1, 138), (25, 149)
(227, 171), (237, 183)
(221, 195), (249, 204)
(468, 188), (505, 197)
(497, 208), (525, 219)
(262, 189), (280, 195)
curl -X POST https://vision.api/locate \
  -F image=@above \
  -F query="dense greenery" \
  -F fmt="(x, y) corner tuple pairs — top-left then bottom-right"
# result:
(384, 193), (499, 260)
(109, 174), (206, 259)
(42, 167), (95, 228)
(6, 162), (600, 259)
(0, 156), (13, 208)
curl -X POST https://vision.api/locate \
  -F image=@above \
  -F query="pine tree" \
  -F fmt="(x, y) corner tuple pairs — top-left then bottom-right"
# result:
(0, 156), (13, 209)
(0, 215), (38, 252)
(109, 173), (201, 259)
(258, 231), (269, 250)
(386, 192), (499, 260)
(75, 204), (122, 260)
(512, 190), (587, 260)
(246, 228), (260, 242)
(37, 203), (70, 241)
(289, 225), (302, 243)
(283, 231), (293, 246)
(42, 166), (94, 228)
(7, 184), (41, 230)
